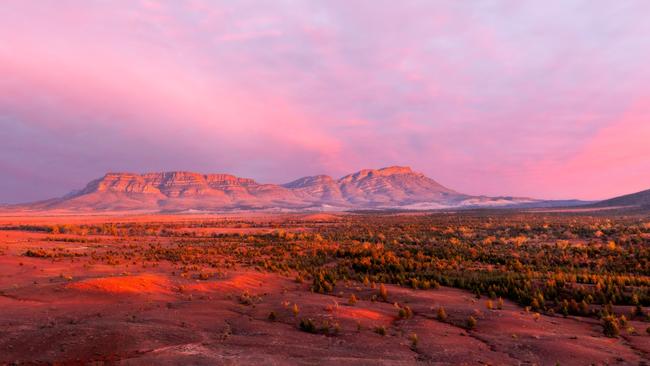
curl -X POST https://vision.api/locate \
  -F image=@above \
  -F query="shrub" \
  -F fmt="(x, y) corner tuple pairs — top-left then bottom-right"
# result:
(602, 316), (620, 337)
(362, 276), (370, 286)
(560, 299), (569, 317)
(299, 318), (316, 333)
(378, 284), (388, 301)
(348, 293), (358, 306)
(238, 291), (253, 305)
(619, 315), (629, 328)
(437, 306), (447, 321)
(398, 306), (413, 319)
(531, 298), (541, 311)
(466, 316), (477, 330)
(374, 325), (387, 336)
(319, 320), (332, 335)
(405, 306), (413, 318)
(409, 333), (418, 348)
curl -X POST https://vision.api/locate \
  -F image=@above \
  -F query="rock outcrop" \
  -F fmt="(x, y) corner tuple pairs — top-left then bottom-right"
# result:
(17, 166), (549, 211)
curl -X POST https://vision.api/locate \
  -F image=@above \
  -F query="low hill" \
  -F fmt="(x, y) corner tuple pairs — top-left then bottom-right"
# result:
(588, 188), (650, 210)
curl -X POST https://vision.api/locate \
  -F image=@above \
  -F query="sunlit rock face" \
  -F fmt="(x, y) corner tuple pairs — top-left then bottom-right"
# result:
(20, 166), (547, 211)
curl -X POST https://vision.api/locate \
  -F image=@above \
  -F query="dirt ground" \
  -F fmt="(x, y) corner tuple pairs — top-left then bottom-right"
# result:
(0, 215), (648, 365)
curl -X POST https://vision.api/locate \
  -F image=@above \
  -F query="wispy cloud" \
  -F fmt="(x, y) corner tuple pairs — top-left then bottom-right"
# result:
(1, 0), (650, 202)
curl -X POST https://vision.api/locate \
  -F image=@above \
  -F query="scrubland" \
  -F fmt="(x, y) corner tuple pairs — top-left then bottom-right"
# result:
(0, 211), (648, 365)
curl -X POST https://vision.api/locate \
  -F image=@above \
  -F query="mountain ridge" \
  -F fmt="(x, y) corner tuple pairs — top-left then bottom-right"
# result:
(8, 166), (589, 212)
(585, 188), (650, 210)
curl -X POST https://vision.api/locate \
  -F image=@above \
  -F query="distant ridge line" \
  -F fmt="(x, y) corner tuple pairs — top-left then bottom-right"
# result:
(6, 166), (597, 212)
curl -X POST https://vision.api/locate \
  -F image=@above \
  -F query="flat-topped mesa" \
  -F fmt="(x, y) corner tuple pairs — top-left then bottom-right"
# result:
(40, 166), (520, 212)
(79, 171), (258, 197)
(79, 172), (158, 195)
(153, 172), (257, 197)
(204, 174), (257, 187)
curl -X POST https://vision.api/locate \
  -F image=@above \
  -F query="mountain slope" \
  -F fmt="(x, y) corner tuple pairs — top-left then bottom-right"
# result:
(283, 175), (344, 203)
(33, 171), (305, 211)
(337, 166), (462, 206)
(284, 166), (463, 207)
(11, 166), (585, 212)
(588, 188), (650, 209)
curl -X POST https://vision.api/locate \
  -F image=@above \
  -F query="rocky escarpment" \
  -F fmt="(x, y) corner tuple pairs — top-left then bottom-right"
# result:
(78, 172), (258, 197)
(18, 166), (553, 211)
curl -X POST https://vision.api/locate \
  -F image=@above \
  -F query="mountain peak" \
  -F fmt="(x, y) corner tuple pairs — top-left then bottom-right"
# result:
(283, 175), (335, 188)
(338, 166), (421, 182)
(16, 166), (556, 212)
(375, 166), (414, 175)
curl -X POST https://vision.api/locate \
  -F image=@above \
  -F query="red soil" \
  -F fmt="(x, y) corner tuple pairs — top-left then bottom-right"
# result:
(186, 272), (278, 293)
(0, 217), (648, 365)
(67, 274), (173, 295)
(336, 307), (388, 321)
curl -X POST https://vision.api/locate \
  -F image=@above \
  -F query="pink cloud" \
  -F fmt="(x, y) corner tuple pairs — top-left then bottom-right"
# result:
(2, 1), (650, 202)
(535, 99), (650, 199)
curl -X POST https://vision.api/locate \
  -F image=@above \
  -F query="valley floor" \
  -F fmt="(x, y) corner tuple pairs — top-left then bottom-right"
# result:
(0, 214), (648, 365)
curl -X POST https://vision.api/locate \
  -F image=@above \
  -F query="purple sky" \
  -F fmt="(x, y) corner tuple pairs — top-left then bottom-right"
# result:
(2, 0), (650, 203)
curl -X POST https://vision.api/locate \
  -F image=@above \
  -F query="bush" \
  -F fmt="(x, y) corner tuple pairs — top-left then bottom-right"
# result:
(374, 325), (387, 336)
(409, 333), (418, 348)
(398, 306), (413, 319)
(348, 294), (358, 305)
(602, 316), (620, 337)
(437, 306), (447, 321)
(379, 284), (388, 301)
(560, 299), (569, 317)
(466, 316), (477, 330)
(299, 318), (316, 333)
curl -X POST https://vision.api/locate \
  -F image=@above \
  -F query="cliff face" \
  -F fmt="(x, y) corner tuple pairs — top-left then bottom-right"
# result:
(79, 172), (258, 197)
(20, 166), (540, 211)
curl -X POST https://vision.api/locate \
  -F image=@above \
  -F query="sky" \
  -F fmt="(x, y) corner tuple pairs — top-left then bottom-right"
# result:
(1, 0), (650, 203)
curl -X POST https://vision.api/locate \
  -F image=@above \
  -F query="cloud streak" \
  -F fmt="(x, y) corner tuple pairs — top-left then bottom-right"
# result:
(1, 0), (650, 202)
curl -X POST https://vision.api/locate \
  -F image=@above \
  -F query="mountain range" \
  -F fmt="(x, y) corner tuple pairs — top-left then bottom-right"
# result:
(9, 166), (595, 212)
